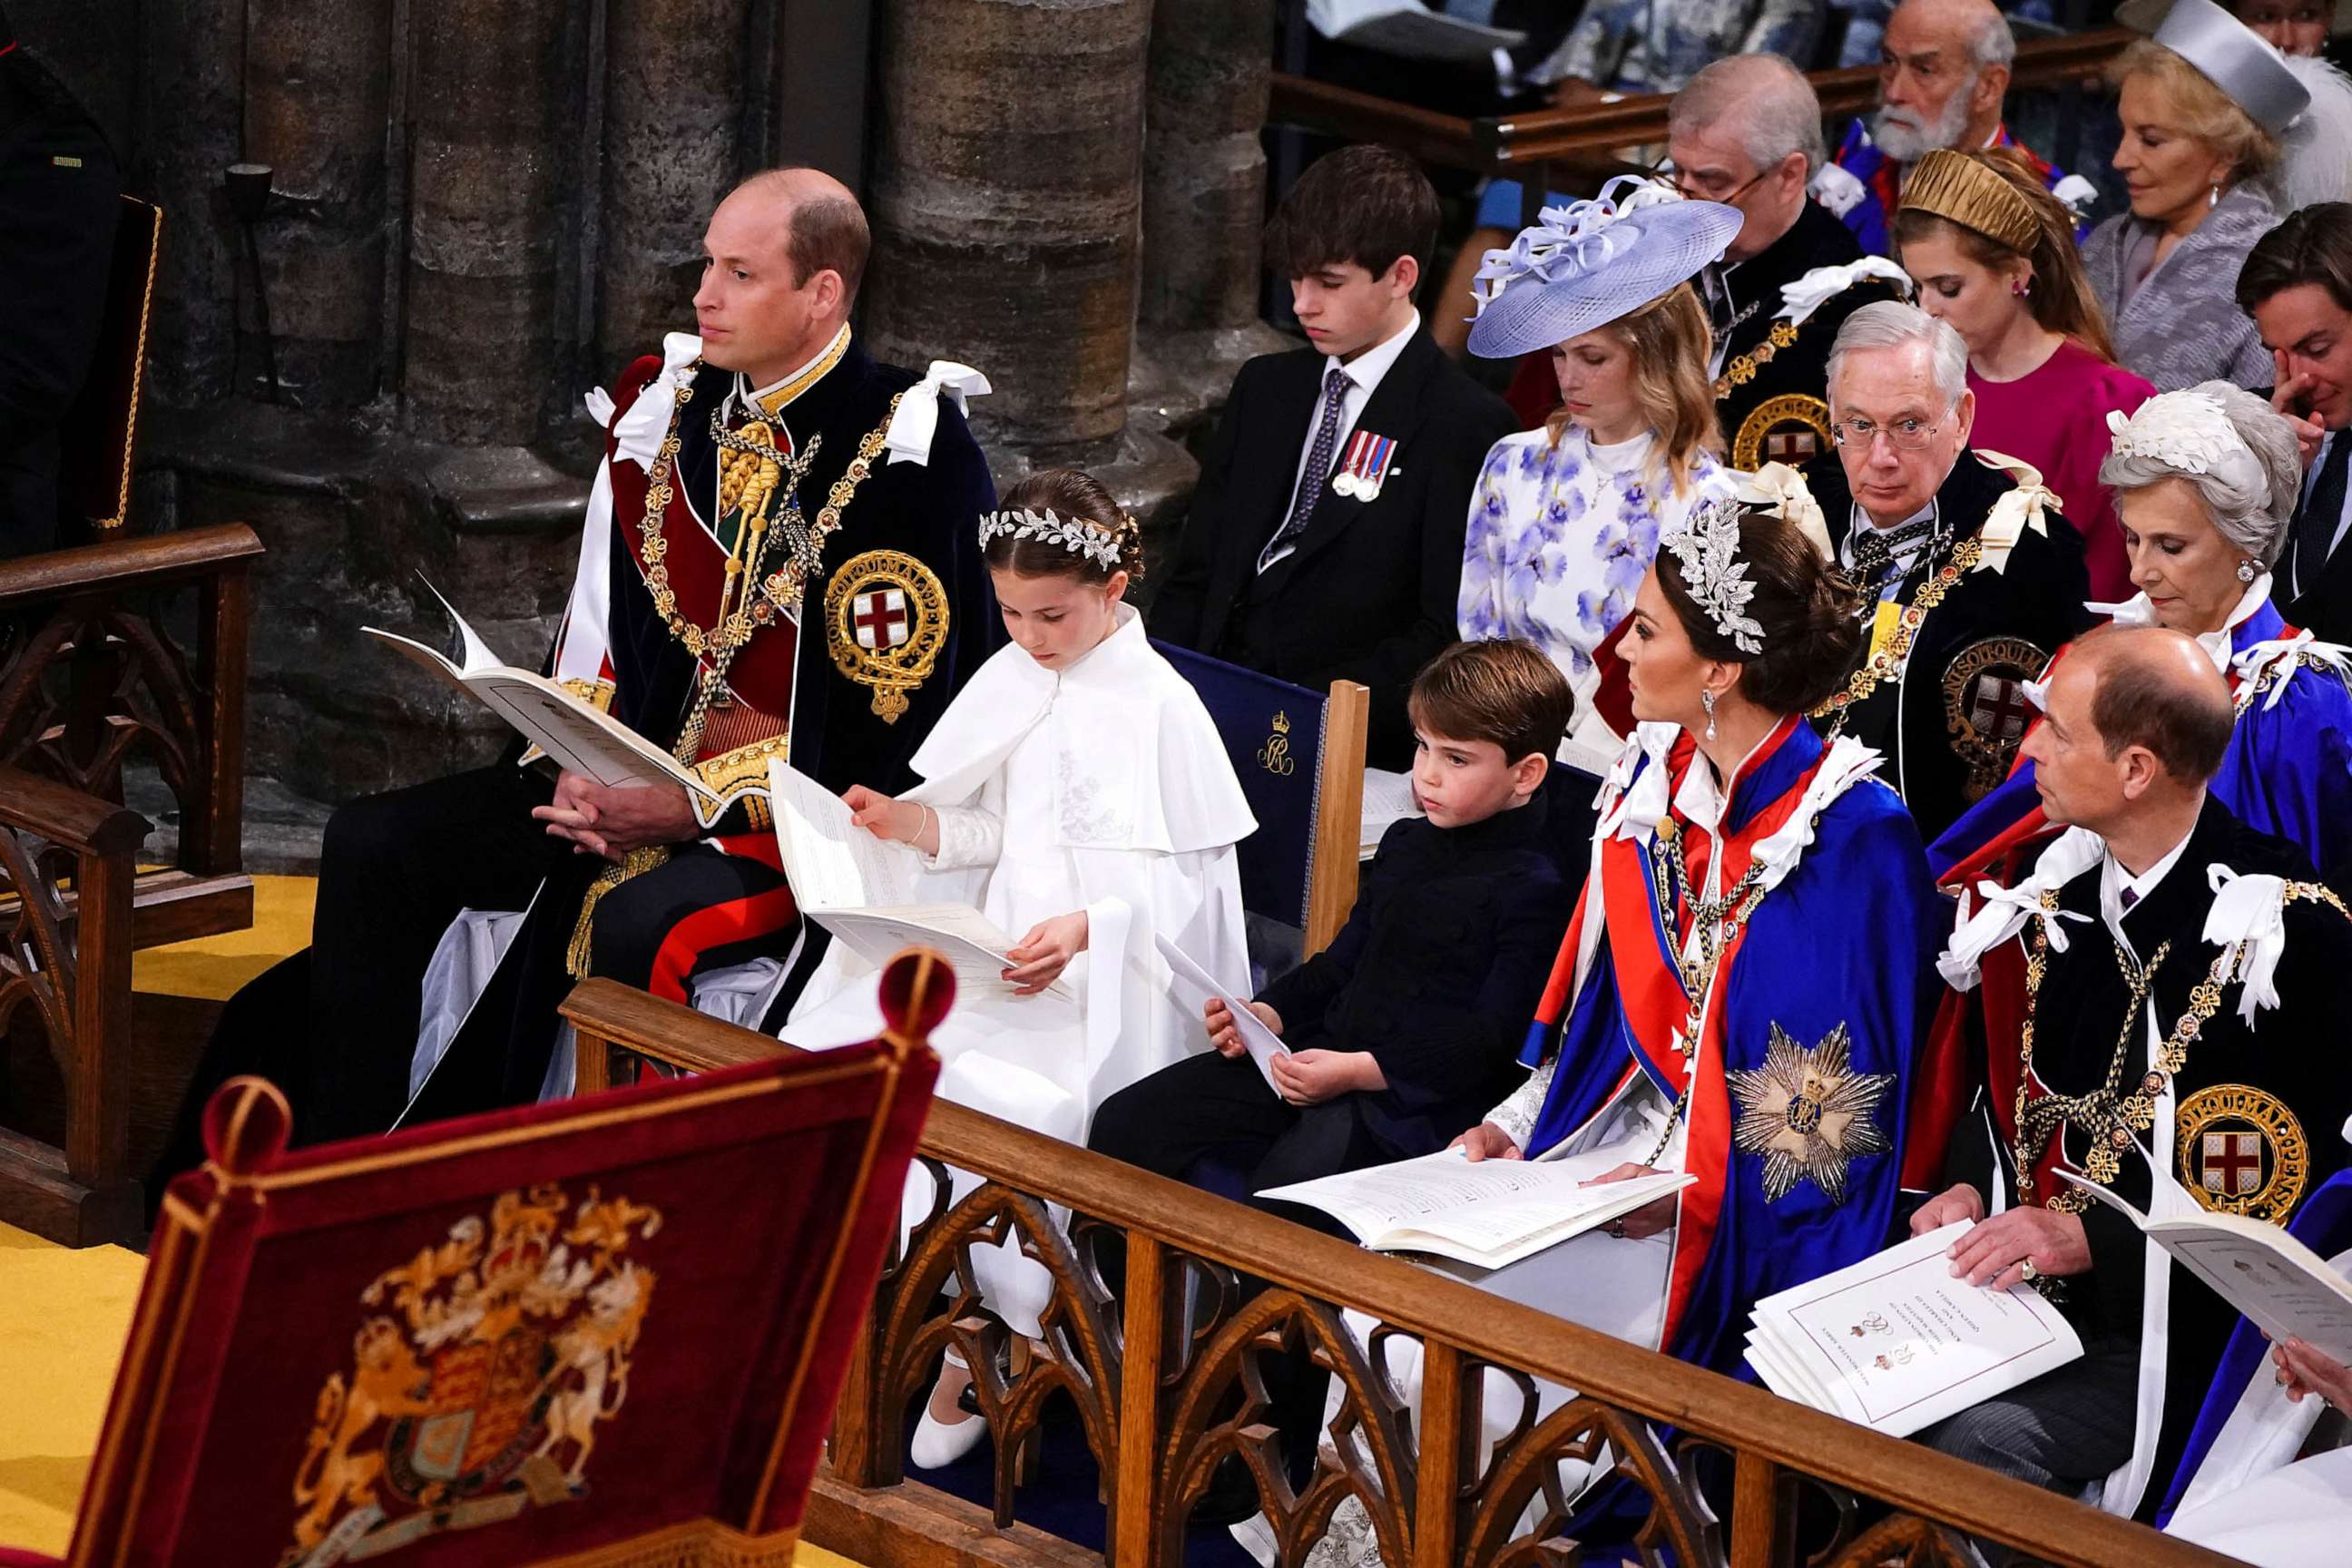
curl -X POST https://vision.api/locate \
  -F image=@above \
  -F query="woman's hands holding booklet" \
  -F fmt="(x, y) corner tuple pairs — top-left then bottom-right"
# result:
(1582, 1161), (1679, 1239)
(842, 785), (941, 857)
(1451, 1122), (1523, 1162)
(1004, 911), (1088, 995)
(2270, 1336), (2352, 1409)
(1203, 996), (1282, 1059)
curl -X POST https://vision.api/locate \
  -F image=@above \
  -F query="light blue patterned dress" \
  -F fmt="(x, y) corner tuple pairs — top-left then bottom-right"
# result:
(1458, 426), (1737, 689)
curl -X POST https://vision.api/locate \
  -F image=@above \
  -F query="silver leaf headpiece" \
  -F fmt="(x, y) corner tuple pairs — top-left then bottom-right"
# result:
(1660, 496), (1765, 655)
(977, 506), (1122, 570)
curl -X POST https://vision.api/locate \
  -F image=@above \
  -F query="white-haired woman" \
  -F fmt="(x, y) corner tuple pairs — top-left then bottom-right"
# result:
(1934, 381), (2352, 879)
(2087, 0), (2352, 391)
(1456, 179), (1743, 710)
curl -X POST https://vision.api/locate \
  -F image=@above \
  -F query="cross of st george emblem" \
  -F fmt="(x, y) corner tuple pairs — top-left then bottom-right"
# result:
(825, 549), (950, 722)
(2177, 1083), (2308, 1221)
(1967, 671), (2035, 742)
(1943, 636), (2051, 800)
(1728, 1023), (1893, 1204)
(853, 587), (911, 651)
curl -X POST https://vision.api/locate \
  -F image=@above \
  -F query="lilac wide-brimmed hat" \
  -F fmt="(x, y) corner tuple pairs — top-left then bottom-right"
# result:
(1465, 176), (1743, 361)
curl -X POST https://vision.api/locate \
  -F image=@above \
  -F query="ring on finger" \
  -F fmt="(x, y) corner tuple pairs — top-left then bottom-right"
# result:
(2018, 1259), (2038, 1282)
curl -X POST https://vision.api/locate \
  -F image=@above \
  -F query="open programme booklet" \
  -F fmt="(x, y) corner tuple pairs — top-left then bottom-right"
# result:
(366, 580), (721, 808)
(1743, 1221), (2082, 1438)
(2063, 1171), (2352, 1362)
(765, 759), (1075, 1008)
(1257, 1149), (1694, 1269)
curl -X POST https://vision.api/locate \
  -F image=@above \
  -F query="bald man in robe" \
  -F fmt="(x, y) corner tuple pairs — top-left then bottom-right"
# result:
(1907, 626), (2352, 1521)
(1813, 0), (2093, 256)
(163, 169), (1000, 1164)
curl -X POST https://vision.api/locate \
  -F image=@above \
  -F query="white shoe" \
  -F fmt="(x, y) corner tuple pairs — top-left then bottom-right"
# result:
(908, 1348), (985, 1470)
(1229, 1511), (1277, 1568)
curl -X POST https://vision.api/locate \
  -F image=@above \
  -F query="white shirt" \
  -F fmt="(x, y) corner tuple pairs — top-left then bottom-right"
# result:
(2097, 820), (2195, 948)
(1838, 499), (1941, 602)
(1280, 308), (1422, 535)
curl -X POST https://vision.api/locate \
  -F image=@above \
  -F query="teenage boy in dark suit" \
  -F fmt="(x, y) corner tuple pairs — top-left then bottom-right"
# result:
(1152, 144), (1518, 769)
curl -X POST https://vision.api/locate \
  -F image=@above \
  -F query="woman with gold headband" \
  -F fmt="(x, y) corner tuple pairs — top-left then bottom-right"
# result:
(1896, 146), (2155, 601)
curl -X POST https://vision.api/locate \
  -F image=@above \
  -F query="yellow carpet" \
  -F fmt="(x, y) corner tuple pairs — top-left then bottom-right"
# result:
(130, 872), (316, 1000)
(0, 1222), (863, 1566)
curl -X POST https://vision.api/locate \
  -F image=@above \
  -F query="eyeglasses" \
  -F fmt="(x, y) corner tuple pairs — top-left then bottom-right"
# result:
(1829, 416), (1943, 452)
(1649, 155), (1769, 206)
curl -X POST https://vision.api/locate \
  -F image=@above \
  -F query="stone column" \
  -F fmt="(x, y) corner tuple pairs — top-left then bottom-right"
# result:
(137, 0), (244, 405)
(402, 0), (569, 445)
(241, 0), (393, 406)
(595, 0), (752, 380)
(1140, 0), (1272, 333)
(866, 0), (1151, 452)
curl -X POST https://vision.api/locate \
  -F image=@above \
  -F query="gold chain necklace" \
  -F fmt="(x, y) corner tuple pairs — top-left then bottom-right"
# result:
(1813, 535), (1982, 730)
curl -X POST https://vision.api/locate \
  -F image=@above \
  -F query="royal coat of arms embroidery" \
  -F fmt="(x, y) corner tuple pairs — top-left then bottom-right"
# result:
(282, 1183), (662, 1566)
(1728, 1023), (1893, 1204)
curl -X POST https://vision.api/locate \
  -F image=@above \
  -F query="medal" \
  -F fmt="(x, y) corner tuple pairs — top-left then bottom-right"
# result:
(1335, 429), (1398, 504)
(1330, 470), (1359, 498)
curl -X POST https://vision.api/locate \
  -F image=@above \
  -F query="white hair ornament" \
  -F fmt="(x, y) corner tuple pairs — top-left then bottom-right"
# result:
(1661, 495), (1766, 655)
(978, 507), (1123, 570)
(2104, 392), (2273, 514)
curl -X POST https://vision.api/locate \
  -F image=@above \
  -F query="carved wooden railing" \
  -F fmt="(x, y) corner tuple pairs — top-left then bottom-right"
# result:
(0, 764), (150, 1245)
(1269, 27), (2134, 212)
(563, 977), (2240, 1568)
(0, 522), (260, 947)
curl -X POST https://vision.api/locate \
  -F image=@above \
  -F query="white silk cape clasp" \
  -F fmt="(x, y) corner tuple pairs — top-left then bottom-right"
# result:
(1776, 256), (1912, 327)
(883, 360), (992, 467)
(2236, 629), (2352, 711)
(1936, 826), (2102, 990)
(2204, 865), (2289, 1026)
(603, 331), (701, 473)
(1735, 462), (1834, 562)
(1972, 449), (2058, 574)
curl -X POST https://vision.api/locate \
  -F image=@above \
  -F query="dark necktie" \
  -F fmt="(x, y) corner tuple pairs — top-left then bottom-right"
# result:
(1700, 265), (1738, 354)
(2120, 887), (2139, 911)
(1260, 367), (1352, 572)
(1848, 511), (1937, 598)
(2288, 432), (2351, 602)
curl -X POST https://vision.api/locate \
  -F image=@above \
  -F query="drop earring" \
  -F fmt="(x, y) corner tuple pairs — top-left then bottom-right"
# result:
(1701, 687), (1719, 742)
(2238, 558), (2258, 583)
(2210, 183), (2221, 209)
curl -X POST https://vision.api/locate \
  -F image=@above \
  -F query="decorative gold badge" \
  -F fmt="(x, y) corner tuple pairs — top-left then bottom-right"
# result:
(1258, 710), (1298, 777)
(1731, 393), (1834, 470)
(1729, 1023), (1893, 1204)
(824, 549), (949, 722)
(283, 1183), (662, 1566)
(2177, 1083), (2308, 1222)
(1942, 636), (2049, 801)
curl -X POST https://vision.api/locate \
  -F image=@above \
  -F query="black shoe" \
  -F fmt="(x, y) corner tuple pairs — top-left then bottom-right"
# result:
(1187, 1455), (1265, 1527)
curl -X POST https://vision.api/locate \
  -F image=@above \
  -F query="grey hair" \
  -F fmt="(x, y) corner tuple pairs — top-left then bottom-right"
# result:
(1967, 5), (2016, 70)
(1669, 54), (1829, 179)
(1828, 301), (1970, 412)
(2098, 381), (2305, 565)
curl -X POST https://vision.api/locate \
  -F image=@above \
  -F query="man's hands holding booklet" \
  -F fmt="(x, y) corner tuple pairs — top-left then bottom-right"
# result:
(534, 771), (699, 859)
(1911, 1182), (2092, 1290)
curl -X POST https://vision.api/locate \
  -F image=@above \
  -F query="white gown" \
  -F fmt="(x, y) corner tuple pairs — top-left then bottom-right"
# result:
(783, 601), (1254, 1334)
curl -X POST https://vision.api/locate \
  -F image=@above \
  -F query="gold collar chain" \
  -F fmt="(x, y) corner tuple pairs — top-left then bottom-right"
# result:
(1714, 320), (1799, 397)
(1813, 534), (1982, 730)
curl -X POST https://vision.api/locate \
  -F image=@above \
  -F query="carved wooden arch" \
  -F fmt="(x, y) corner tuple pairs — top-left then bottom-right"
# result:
(1156, 1287), (1419, 1568)
(1820, 1512), (1982, 1568)
(0, 828), (80, 1079)
(1457, 1377), (1725, 1568)
(0, 595), (205, 809)
(873, 1160), (1122, 1524)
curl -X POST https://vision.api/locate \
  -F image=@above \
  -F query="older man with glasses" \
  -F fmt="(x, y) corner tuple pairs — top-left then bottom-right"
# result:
(1667, 54), (1913, 474)
(1797, 300), (2093, 838)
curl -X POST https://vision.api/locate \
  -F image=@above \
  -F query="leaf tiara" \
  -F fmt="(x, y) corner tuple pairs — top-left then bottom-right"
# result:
(977, 506), (1125, 570)
(1660, 495), (1765, 655)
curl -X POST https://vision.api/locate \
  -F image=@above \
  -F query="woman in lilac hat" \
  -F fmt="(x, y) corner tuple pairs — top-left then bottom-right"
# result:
(1456, 179), (1746, 718)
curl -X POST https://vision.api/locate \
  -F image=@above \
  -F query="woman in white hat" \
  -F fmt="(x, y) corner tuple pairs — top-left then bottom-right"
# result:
(2088, 0), (2352, 391)
(1455, 179), (1744, 709)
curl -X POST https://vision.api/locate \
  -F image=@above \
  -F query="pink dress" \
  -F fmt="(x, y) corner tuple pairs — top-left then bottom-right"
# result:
(1967, 339), (2154, 603)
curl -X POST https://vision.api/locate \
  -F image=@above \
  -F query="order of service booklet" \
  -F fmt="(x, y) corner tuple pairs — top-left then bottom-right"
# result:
(1154, 932), (1289, 1094)
(1743, 1220), (2082, 1437)
(2062, 1171), (2352, 1363)
(765, 759), (1076, 1008)
(1256, 1149), (1695, 1269)
(366, 581), (720, 807)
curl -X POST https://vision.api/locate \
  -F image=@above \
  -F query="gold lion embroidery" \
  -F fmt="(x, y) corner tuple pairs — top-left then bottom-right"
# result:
(1729, 1023), (1893, 1204)
(825, 548), (950, 722)
(282, 1183), (662, 1566)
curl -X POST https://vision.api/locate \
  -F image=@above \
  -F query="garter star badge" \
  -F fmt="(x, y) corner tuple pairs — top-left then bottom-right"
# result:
(1729, 1023), (1893, 1204)
(825, 549), (949, 722)
(1943, 636), (2049, 801)
(2177, 1083), (2308, 1222)
(282, 1183), (662, 1566)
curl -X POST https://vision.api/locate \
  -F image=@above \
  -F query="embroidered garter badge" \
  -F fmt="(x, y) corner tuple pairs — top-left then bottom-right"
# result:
(1729, 1023), (1893, 1204)
(2177, 1083), (2308, 1222)
(825, 548), (949, 722)
(1731, 393), (1833, 470)
(281, 1183), (662, 1566)
(1943, 635), (2048, 802)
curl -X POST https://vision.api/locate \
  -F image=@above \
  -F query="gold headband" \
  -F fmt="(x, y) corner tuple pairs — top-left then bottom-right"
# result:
(1901, 149), (2041, 254)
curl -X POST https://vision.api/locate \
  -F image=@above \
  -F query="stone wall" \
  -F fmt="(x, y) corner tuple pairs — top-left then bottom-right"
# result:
(15, 0), (1281, 817)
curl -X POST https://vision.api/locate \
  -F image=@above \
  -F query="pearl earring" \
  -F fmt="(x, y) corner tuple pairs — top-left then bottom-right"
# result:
(1701, 688), (1719, 742)
(2238, 558), (2258, 583)
(2012, 276), (2031, 298)
(2210, 183), (2222, 209)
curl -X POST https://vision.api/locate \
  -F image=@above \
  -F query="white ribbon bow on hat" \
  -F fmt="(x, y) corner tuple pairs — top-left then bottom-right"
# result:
(883, 361), (992, 467)
(2205, 866), (2290, 1025)
(1974, 450), (2059, 574)
(593, 331), (702, 473)
(1737, 462), (1835, 562)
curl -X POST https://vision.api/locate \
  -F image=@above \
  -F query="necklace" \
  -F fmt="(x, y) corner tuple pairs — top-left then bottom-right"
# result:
(1714, 320), (1799, 397)
(1813, 535), (1981, 731)
(1647, 817), (1776, 1059)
